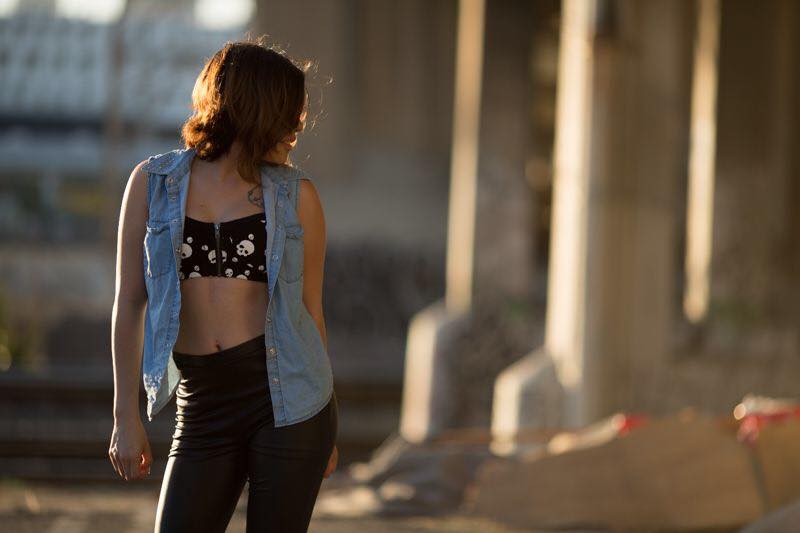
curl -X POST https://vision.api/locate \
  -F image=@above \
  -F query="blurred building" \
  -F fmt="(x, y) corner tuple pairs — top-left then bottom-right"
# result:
(0, 5), (238, 317)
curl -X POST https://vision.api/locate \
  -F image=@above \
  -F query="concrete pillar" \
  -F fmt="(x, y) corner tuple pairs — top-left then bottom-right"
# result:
(684, 0), (721, 323)
(399, 0), (485, 443)
(399, 0), (536, 443)
(491, 0), (693, 454)
(711, 0), (799, 325)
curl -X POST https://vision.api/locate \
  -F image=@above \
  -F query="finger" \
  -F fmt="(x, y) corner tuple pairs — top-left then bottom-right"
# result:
(109, 451), (122, 478)
(138, 453), (151, 477)
(143, 439), (153, 473)
(127, 457), (140, 480)
(139, 457), (150, 477)
(111, 451), (126, 479)
(120, 456), (132, 480)
(130, 457), (143, 480)
(134, 447), (149, 479)
(324, 453), (336, 478)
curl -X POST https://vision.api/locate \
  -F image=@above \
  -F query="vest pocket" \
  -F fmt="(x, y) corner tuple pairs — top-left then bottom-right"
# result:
(278, 223), (304, 283)
(144, 221), (173, 278)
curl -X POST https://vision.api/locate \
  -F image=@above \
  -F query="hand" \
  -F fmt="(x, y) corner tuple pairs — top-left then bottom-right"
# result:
(109, 415), (152, 481)
(323, 444), (338, 478)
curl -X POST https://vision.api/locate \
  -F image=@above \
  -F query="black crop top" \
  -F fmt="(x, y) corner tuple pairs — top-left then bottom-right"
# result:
(178, 212), (268, 283)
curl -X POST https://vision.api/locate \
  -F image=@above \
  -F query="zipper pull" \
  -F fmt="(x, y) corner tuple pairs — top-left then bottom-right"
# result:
(214, 222), (222, 276)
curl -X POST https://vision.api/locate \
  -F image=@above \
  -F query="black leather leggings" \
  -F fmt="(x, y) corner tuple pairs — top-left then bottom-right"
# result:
(154, 333), (338, 533)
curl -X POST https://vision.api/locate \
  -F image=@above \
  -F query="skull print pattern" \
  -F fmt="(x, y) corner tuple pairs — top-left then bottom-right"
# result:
(178, 212), (268, 283)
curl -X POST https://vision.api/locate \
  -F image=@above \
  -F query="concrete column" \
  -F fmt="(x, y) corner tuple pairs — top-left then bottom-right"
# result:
(711, 0), (799, 325)
(399, 0), (536, 443)
(399, 0), (485, 443)
(492, 0), (693, 454)
(684, 0), (721, 323)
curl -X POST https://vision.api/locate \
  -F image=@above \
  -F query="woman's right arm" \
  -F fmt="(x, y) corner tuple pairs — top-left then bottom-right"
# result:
(108, 159), (152, 480)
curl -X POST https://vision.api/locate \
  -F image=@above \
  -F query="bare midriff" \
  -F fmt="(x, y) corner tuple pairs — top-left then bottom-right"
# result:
(172, 277), (269, 355)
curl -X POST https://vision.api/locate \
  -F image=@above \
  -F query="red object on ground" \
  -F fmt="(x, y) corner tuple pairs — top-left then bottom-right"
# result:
(737, 407), (800, 445)
(617, 413), (649, 436)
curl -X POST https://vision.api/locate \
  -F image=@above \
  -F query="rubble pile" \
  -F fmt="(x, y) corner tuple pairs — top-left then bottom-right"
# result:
(468, 394), (800, 531)
(316, 394), (800, 531)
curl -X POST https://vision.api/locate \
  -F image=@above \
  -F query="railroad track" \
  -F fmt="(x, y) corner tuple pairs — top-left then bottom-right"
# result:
(0, 366), (400, 482)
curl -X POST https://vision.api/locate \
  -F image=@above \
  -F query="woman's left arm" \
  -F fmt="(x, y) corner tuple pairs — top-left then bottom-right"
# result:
(296, 178), (328, 351)
(296, 177), (339, 477)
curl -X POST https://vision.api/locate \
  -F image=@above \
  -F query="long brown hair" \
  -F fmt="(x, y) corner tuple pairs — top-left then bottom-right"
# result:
(180, 35), (311, 185)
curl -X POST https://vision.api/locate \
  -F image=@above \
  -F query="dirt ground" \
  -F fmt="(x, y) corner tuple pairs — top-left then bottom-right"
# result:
(0, 478), (539, 533)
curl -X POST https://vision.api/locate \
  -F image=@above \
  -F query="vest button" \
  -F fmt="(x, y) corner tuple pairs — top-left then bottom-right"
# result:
(269, 347), (276, 354)
(266, 316), (272, 322)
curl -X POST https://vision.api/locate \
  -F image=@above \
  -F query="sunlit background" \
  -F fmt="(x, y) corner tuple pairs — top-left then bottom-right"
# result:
(1, 0), (799, 531)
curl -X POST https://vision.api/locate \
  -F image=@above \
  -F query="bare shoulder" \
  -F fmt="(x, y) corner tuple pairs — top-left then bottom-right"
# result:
(120, 159), (155, 228)
(121, 159), (152, 221)
(298, 177), (322, 211)
(128, 158), (152, 193)
(296, 177), (325, 236)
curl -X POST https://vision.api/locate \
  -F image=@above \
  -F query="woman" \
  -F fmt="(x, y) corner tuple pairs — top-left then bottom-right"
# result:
(108, 37), (338, 532)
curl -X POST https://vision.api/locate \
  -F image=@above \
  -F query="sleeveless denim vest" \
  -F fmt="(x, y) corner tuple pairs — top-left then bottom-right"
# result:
(140, 147), (334, 426)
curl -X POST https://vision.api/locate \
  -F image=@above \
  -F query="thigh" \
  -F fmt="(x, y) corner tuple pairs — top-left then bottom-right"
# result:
(155, 450), (248, 533)
(245, 396), (338, 533)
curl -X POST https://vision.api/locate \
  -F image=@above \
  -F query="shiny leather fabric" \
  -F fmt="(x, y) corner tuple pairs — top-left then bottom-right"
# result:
(155, 333), (338, 532)
(169, 333), (274, 458)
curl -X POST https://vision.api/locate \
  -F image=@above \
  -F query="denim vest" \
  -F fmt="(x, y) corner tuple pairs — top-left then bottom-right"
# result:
(140, 147), (334, 427)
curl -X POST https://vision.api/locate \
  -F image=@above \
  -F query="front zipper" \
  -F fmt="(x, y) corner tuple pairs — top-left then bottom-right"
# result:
(214, 221), (222, 276)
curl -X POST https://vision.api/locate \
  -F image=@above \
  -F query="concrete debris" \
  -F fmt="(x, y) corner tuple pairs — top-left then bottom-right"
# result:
(544, 412), (649, 456)
(468, 409), (764, 531)
(315, 430), (492, 518)
(733, 393), (800, 444)
(318, 394), (800, 531)
(741, 499), (800, 533)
